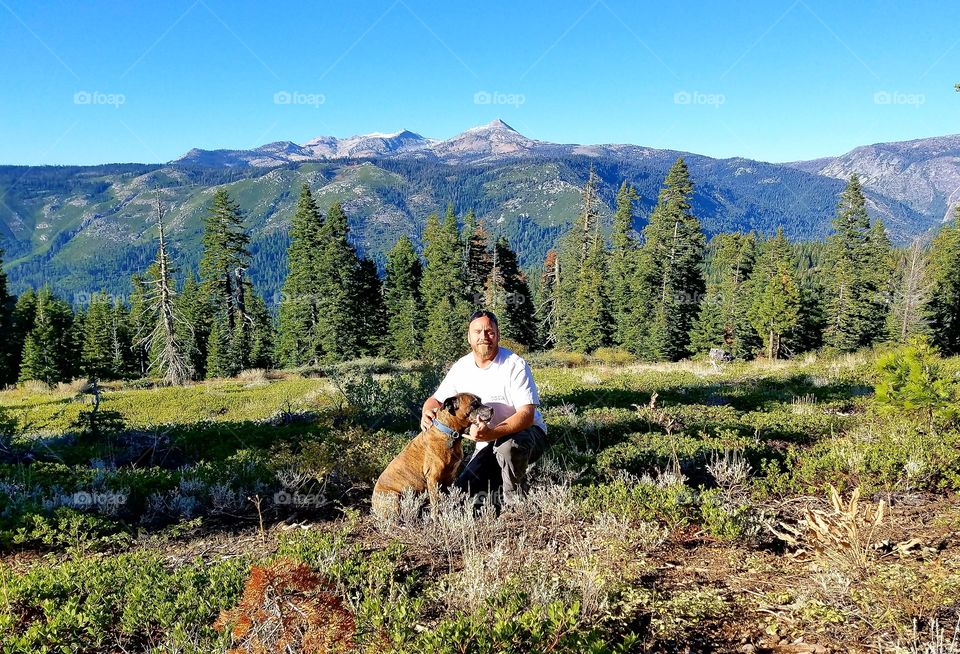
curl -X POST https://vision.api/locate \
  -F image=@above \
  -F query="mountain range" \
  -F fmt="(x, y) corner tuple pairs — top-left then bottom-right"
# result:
(2, 119), (958, 303)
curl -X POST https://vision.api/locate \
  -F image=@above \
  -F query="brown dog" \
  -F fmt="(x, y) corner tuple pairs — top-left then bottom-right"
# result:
(372, 393), (493, 515)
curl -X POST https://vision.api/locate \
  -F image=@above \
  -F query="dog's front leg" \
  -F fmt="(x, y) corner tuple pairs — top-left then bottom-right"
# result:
(423, 462), (443, 515)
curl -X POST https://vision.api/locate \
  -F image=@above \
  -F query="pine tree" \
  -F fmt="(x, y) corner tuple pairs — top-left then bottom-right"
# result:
(747, 229), (801, 359)
(862, 216), (895, 343)
(689, 232), (759, 358)
(277, 184), (324, 367)
(355, 257), (388, 357)
(19, 287), (75, 386)
(554, 168), (609, 352)
(242, 284), (275, 369)
(199, 188), (252, 376)
(487, 236), (537, 348)
(636, 158), (706, 360)
(384, 235), (423, 360)
(823, 174), (887, 351)
(174, 270), (206, 378)
(81, 291), (120, 380)
(927, 206), (960, 354)
(10, 289), (37, 381)
(110, 298), (132, 377)
(0, 245), (16, 385)
(422, 207), (471, 363)
(887, 238), (933, 343)
(569, 233), (608, 353)
(462, 210), (492, 309)
(205, 313), (234, 378)
(608, 181), (640, 349)
(784, 241), (828, 354)
(314, 201), (363, 363)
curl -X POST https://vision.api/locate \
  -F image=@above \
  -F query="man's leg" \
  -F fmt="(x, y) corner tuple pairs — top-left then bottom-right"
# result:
(454, 444), (502, 501)
(493, 426), (547, 497)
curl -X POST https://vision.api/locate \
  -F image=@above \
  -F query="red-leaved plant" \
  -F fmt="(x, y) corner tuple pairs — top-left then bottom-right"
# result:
(214, 558), (355, 654)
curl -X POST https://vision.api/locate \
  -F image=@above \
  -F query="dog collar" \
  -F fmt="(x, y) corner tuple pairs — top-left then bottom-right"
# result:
(432, 418), (462, 448)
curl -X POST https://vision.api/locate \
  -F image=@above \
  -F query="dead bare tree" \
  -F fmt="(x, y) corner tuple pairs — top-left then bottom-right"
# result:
(537, 250), (560, 348)
(890, 238), (933, 342)
(139, 190), (194, 386)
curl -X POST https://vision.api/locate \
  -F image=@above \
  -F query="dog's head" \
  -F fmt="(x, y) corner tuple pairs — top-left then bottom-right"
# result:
(439, 393), (494, 432)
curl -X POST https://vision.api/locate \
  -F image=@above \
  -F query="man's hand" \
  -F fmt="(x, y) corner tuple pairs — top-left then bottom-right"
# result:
(465, 405), (535, 443)
(420, 404), (439, 431)
(466, 421), (496, 443)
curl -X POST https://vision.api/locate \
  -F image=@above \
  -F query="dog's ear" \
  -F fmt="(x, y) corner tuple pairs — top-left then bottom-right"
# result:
(442, 395), (460, 413)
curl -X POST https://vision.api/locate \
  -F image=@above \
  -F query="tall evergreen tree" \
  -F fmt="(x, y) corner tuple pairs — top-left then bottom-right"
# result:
(18, 287), (76, 386)
(174, 270), (206, 378)
(314, 201), (363, 363)
(568, 229), (609, 353)
(862, 216), (895, 342)
(462, 210), (492, 309)
(205, 313), (234, 378)
(384, 235), (423, 360)
(81, 291), (121, 380)
(0, 245), (16, 385)
(277, 184), (325, 367)
(199, 188), (252, 376)
(422, 207), (471, 363)
(785, 242), (828, 354)
(689, 232), (758, 358)
(355, 257), (388, 357)
(823, 174), (888, 351)
(636, 158), (706, 360)
(10, 289), (37, 381)
(608, 181), (640, 350)
(927, 206), (960, 354)
(747, 229), (801, 359)
(554, 168), (609, 352)
(110, 298), (132, 377)
(487, 236), (537, 348)
(241, 284), (275, 369)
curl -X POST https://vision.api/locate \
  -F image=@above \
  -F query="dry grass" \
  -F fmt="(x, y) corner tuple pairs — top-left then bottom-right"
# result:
(771, 486), (886, 578)
(878, 617), (960, 654)
(56, 377), (95, 394)
(237, 368), (288, 384)
(371, 483), (665, 620)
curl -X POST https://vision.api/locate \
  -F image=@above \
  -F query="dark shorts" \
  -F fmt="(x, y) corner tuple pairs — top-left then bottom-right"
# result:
(454, 425), (548, 498)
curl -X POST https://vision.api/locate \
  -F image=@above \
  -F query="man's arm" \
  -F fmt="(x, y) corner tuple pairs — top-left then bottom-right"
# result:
(467, 404), (535, 443)
(420, 396), (442, 431)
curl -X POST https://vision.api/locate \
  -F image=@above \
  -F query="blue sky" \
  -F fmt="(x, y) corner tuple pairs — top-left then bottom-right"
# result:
(1, 0), (957, 165)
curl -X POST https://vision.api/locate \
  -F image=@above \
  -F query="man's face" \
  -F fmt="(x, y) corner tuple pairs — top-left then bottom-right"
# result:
(468, 316), (499, 359)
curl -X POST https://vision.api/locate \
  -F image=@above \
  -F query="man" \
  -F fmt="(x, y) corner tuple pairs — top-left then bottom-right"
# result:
(420, 310), (547, 502)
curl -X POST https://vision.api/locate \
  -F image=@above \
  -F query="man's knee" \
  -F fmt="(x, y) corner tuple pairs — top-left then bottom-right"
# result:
(499, 427), (546, 461)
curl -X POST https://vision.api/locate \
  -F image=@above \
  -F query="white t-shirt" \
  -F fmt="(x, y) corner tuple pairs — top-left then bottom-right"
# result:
(432, 346), (547, 450)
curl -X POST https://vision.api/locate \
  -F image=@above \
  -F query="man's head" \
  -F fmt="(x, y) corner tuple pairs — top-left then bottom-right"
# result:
(468, 310), (499, 360)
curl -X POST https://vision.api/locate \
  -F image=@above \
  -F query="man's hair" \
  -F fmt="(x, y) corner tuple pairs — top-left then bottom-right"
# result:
(469, 309), (498, 328)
